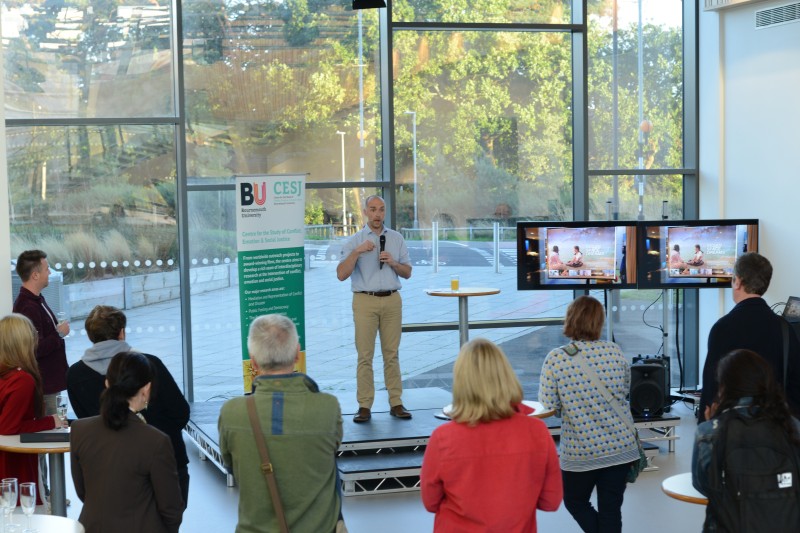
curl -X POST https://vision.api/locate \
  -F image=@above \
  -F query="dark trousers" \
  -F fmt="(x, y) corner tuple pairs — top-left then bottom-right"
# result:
(178, 464), (190, 509)
(562, 462), (629, 533)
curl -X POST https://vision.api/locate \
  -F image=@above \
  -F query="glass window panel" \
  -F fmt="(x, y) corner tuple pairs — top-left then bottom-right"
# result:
(393, 30), (574, 230)
(588, 173), (684, 220)
(590, 171), (686, 395)
(393, 0), (572, 24)
(587, 0), (684, 171)
(389, 27), (576, 395)
(7, 124), (182, 387)
(186, 189), (240, 401)
(2, 1), (175, 119)
(182, 1), (381, 183)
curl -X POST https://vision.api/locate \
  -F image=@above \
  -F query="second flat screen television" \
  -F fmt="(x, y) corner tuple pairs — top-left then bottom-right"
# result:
(637, 219), (759, 289)
(517, 221), (638, 290)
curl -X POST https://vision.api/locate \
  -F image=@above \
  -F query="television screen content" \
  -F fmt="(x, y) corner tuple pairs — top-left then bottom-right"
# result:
(518, 221), (638, 290)
(638, 219), (758, 289)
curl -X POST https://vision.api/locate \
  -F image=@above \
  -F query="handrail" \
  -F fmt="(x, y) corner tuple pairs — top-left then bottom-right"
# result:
(402, 317), (564, 333)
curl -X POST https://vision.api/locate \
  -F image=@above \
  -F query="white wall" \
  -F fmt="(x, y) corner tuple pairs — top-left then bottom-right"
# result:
(698, 1), (800, 369)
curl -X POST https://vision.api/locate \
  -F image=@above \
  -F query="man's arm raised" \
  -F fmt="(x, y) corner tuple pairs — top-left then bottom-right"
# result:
(337, 240), (374, 281)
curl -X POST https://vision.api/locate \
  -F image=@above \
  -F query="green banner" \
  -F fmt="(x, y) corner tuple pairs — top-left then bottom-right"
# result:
(236, 174), (306, 391)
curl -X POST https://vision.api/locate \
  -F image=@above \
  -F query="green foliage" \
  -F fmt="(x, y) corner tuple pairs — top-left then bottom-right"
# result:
(305, 191), (326, 225)
(5, 0), (688, 278)
(103, 230), (134, 263)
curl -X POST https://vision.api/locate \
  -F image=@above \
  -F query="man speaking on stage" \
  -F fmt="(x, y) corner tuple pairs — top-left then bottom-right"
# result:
(337, 195), (413, 423)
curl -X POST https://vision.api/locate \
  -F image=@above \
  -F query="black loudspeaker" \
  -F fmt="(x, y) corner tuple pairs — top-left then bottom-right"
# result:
(630, 362), (667, 418)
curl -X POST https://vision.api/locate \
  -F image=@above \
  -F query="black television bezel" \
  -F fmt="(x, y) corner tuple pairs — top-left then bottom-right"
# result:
(516, 220), (639, 291)
(635, 218), (759, 290)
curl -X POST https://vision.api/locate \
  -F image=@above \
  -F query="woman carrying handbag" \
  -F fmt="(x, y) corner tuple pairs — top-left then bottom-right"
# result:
(539, 296), (641, 533)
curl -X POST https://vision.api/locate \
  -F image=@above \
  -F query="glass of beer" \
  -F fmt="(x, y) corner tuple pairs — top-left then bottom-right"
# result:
(450, 275), (460, 291)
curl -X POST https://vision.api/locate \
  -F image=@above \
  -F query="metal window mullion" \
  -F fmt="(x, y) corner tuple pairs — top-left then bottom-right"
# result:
(172, 0), (194, 401)
(572, 0), (589, 222)
(381, 5), (395, 225)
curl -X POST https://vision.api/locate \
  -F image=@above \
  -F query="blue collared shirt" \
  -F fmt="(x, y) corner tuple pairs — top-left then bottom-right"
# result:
(340, 225), (410, 292)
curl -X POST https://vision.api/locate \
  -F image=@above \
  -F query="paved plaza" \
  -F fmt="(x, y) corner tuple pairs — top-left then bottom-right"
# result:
(61, 257), (676, 404)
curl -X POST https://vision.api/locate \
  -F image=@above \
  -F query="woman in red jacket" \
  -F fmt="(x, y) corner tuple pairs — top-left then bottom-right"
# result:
(0, 314), (67, 502)
(421, 338), (563, 532)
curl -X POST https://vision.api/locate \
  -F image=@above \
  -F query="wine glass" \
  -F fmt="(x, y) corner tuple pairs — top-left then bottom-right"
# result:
(0, 481), (15, 532)
(19, 483), (36, 533)
(56, 395), (68, 427)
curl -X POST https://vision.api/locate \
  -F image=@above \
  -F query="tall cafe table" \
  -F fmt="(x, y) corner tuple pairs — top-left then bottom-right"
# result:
(425, 287), (501, 346)
(0, 431), (71, 517)
(661, 472), (708, 505)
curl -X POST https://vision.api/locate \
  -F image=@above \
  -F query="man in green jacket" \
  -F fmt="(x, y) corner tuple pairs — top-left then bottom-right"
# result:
(218, 314), (343, 533)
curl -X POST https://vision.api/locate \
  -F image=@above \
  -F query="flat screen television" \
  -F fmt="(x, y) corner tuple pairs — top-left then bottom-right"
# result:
(636, 219), (759, 289)
(517, 221), (638, 290)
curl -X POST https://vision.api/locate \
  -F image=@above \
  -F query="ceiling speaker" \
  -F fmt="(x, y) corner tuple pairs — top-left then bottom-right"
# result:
(353, 0), (387, 9)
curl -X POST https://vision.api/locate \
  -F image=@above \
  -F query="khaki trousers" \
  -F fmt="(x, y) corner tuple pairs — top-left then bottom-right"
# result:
(353, 292), (403, 409)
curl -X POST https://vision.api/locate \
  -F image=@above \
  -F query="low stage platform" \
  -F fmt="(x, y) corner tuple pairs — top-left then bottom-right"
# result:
(185, 387), (454, 492)
(185, 387), (678, 495)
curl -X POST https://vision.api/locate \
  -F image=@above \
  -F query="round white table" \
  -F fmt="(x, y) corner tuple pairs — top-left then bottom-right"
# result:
(661, 472), (708, 505)
(0, 431), (71, 517)
(425, 287), (501, 346)
(8, 512), (84, 533)
(436, 400), (556, 420)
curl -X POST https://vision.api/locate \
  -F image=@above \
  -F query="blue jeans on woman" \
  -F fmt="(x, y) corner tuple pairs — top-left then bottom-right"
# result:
(562, 462), (629, 533)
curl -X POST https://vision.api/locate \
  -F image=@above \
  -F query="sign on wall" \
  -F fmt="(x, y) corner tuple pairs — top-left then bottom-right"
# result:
(235, 174), (306, 391)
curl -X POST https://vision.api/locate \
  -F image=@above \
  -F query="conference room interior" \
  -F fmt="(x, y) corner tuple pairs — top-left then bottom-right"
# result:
(1, 1), (798, 532)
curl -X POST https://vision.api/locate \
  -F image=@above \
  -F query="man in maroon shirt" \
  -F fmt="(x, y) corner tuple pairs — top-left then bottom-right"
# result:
(13, 250), (70, 410)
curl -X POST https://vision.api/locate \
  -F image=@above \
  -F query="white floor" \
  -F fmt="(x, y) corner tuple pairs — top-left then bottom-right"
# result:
(58, 401), (707, 533)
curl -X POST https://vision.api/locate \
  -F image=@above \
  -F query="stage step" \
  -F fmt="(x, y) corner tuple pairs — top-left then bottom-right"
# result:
(338, 449), (425, 496)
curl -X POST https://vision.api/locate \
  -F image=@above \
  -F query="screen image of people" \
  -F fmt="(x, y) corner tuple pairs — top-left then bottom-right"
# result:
(545, 227), (615, 280)
(518, 224), (637, 289)
(666, 225), (736, 278)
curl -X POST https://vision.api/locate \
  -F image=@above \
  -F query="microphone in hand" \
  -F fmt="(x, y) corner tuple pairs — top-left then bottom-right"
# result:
(379, 235), (386, 269)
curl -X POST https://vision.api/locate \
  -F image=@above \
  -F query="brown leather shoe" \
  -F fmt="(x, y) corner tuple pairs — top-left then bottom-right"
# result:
(390, 405), (412, 419)
(353, 407), (371, 423)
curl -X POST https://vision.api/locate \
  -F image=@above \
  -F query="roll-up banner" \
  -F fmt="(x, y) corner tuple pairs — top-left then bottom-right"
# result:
(235, 174), (306, 391)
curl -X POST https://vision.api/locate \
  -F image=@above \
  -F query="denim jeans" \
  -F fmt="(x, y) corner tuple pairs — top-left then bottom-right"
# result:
(562, 462), (630, 533)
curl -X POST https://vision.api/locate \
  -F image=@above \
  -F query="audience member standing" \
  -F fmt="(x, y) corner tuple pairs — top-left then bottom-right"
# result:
(66, 305), (191, 506)
(71, 352), (184, 533)
(0, 314), (66, 504)
(693, 349), (800, 532)
(698, 252), (800, 421)
(539, 296), (639, 533)
(421, 338), (562, 532)
(13, 250), (69, 414)
(218, 315), (343, 533)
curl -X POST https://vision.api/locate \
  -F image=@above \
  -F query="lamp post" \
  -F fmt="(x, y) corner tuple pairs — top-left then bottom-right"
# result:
(336, 131), (347, 235)
(404, 111), (418, 229)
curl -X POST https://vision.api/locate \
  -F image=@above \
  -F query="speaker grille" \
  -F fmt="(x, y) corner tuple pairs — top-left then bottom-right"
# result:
(630, 363), (667, 418)
(630, 382), (664, 417)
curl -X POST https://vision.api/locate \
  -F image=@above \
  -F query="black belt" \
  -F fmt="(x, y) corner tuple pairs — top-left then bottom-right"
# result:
(358, 290), (397, 297)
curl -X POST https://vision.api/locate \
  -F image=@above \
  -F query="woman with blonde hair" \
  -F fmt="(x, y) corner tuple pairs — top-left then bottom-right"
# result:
(539, 296), (639, 533)
(0, 314), (67, 503)
(421, 338), (562, 532)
